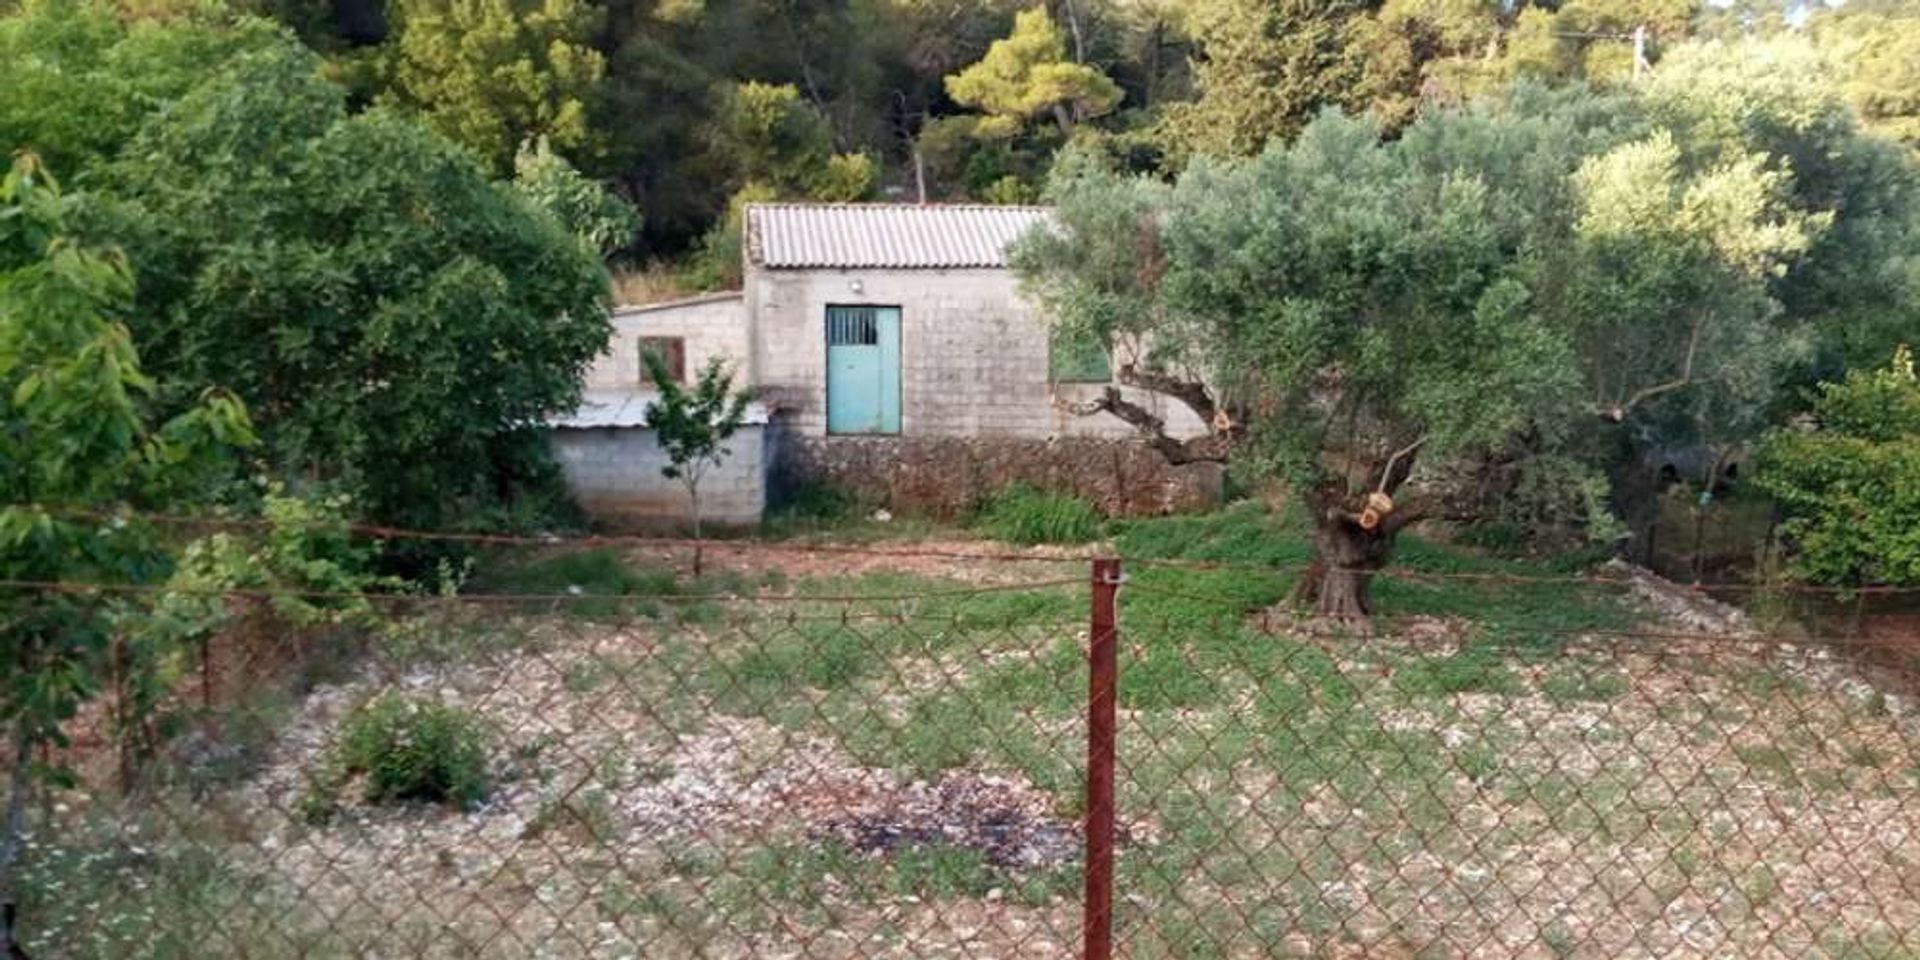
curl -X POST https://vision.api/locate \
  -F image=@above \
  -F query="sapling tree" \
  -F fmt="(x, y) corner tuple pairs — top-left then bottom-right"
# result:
(642, 353), (751, 575)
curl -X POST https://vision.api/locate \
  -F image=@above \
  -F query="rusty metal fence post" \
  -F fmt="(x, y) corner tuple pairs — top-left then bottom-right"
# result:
(1085, 557), (1122, 960)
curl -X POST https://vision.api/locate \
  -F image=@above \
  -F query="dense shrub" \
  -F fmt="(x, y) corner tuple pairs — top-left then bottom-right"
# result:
(1756, 346), (1920, 587)
(977, 485), (1105, 545)
(329, 695), (492, 810)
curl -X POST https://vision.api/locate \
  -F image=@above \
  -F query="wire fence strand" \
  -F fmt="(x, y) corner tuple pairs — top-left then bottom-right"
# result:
(16, 502), (1920, 595)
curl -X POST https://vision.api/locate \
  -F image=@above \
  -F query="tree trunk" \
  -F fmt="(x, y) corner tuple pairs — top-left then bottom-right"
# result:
(1050, 102), (1076, 138)
(1, 719), (35, 958)
(1300, 487), (1402, 621)
(689, 484), (703, 578)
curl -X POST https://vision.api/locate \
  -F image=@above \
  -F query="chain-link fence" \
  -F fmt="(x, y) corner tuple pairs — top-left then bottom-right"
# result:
(7, 536), (1920, 958)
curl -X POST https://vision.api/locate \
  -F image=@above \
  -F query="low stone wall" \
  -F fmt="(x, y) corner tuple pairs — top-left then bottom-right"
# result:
(552, 424), (766, 532)
(772, 434), (1221, 518)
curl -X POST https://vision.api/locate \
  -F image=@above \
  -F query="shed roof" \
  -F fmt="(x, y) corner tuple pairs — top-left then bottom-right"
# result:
(746, 203), (1049, 270)
(550, 390), (771, 430)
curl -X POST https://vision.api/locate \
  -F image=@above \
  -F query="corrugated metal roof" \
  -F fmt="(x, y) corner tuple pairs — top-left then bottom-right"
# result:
(746, 203), (1050, 270)
(550, 390), (770, 430)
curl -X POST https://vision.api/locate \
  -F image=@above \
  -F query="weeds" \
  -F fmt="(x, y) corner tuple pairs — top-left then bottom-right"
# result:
(306, 694), (493, 819)
(464, 547), (758, 619)
(975, 484), (1106, 545)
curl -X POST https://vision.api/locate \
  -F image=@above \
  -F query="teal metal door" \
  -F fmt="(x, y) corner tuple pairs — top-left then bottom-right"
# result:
(826, 306), (901, 434)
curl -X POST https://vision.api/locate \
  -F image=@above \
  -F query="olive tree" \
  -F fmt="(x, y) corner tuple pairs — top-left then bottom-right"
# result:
(1013, 89), (1818, 618)
(1017, 113), (1576, 617)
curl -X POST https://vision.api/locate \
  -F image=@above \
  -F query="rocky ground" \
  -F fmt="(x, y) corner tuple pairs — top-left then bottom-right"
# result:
(27, 544), (1920, 959)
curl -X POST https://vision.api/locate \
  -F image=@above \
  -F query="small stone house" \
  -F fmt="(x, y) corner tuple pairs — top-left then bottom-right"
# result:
(550, 204), (1214, 529)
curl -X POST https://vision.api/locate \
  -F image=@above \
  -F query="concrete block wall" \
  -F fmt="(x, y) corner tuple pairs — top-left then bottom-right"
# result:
(586, 292), (751, 391)
(551, 424), (766, 531)
(748, 267), (1209, 440)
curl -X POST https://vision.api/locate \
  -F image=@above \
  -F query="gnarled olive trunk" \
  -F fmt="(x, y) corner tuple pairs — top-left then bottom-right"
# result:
(1295, 485), (1413, 620)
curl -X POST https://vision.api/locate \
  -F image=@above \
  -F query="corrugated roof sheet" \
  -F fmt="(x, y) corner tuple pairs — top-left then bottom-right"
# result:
(747, 203), (1049, 270)
(550, 390), (770, 430)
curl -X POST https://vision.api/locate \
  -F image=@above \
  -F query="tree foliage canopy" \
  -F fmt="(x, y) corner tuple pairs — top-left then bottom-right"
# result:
(1, 7), (614, 529)
(945, 8), (1123, 139)
(1, 152), (253, 758)
(1013, 73), (1900, 610)
(1809, 0), (1920, 153)
(643, 352), (750, 548)
(377, 0), (607, 172)
(514, 135), (643, 255)
(1757, 346), (1920, 587)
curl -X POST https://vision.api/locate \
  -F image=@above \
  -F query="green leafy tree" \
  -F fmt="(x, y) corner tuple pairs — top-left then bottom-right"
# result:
(1017, 115), (1580, 617)
(1345, 0), (1514, 131)
(945, 8), (1123, 138)
(1165, 0), (1700, 157)
(642, 353), (750, 573)
(1809, 0), (1920, 153)
(1756, 346), (1920, 587)
(0, 0), (284, 174)
(379, 0), (607, 171)
(1498, 0), (1697, 83)
(1561, 129), (1822, 431)
(593, 0), (922, 247)
(1164, 0), (1373, 158)
(7, 30), (615, 532)
(0, 154), (253, 928)
(706, 80), (875, 201)
(1641, 34), (1920, 384)
(513, 136), (642, 257)
(1015, 88), (1816, 617)
(687, 81), (873, 287)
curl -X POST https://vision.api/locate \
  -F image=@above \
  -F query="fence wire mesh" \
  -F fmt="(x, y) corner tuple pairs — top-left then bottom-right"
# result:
(6, 535), (1920, 959)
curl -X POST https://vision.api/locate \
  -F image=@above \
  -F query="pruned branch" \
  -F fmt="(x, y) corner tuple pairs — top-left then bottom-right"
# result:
(1603, 313), (1704, 421)
(1377, 435), (1426, 494)
(1086, 386), (1232, 464)
(1115, 363), (1218, 428)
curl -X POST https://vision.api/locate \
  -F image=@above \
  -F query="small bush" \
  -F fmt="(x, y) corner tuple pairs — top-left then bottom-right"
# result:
(977, 485), (1104, 545)
(329, 695), (492, 810)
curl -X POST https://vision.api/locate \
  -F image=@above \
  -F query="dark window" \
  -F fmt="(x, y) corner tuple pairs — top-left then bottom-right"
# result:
(827, 306), (881, 346)
(639, 336), (685, 384)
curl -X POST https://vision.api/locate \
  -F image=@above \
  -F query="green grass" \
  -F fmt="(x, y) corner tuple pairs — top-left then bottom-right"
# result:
(463, 546), (763, 619)
(975, 484), (1106, 544)
(727, 840), (1077, 908)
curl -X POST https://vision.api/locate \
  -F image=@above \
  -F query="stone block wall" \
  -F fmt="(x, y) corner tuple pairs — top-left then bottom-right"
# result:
(587, 293), (751, 391)
(773, 434), (1222, 519)
(552, 424), (766, 531)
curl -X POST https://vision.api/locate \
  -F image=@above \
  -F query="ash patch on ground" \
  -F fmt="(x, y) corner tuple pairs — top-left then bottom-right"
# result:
(806, 773), (1082, 869)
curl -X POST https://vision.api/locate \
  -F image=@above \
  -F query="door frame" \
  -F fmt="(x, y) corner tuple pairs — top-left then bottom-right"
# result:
(823, 303), (902, 435)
